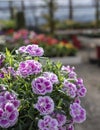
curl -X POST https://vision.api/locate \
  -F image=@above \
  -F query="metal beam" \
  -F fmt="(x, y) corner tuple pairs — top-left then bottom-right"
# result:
(0, 5), (97, 11)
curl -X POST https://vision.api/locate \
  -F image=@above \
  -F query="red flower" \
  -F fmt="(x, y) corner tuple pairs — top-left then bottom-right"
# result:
(6, 29), (14, 35)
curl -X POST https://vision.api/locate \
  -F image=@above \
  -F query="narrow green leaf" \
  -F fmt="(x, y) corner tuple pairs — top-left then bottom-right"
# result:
(28, 121), (33, 130)
(19, 123), (23, 130)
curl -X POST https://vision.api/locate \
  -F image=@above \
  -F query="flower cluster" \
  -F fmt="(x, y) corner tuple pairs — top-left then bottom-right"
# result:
(70, 103), (86, 123)
(61, 65), (77, 79)
(38, 115), (58, 130)
(0, 44), (86, 129)
(17, 44), (44, 57)
(38, 112), (75, 130)
(17, 60), (42, 77)
(0, 87), (20, 128)
(0, 67), (16, 79)
(76, 78), (87, 97)
(55, 112), (76, 130)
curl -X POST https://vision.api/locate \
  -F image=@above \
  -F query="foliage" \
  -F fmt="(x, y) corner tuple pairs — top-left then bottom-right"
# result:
(0, 20), (16, 29)
(53, 20), (98, 30)
(40, 42), (77, 57)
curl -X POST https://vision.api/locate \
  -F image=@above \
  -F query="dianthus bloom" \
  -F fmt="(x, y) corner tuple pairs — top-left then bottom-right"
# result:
(77, 85), (87, 97)
(17, 46), (26, 54)
(38, 115), (58, 130)
(32, 76), (53, 95)
(26, 45), (44, 56)
(35, 96), (54, 115)
(17, 44), (44, 57)
(74, 97), (81, 104)
(0, 91), (20, 128)
(56, 113), (66, 127)
(62, 80), (77, 98)
(17, 60), (42, 77)
(43, 72), (59, 84)
(61, 66), (77, 79)
(75, 78), (83, 86)
(75, 78), (87, 97)
(70, 103), (86, 123)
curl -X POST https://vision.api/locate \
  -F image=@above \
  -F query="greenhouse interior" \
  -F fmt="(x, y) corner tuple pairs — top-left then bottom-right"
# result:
(0, 0), (100, 130)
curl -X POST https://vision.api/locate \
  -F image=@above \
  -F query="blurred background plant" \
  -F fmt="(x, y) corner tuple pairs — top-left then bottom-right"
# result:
(0, 20), (16, 30)
(42, 0), (58, 35)
(0, 29), (77, 57)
